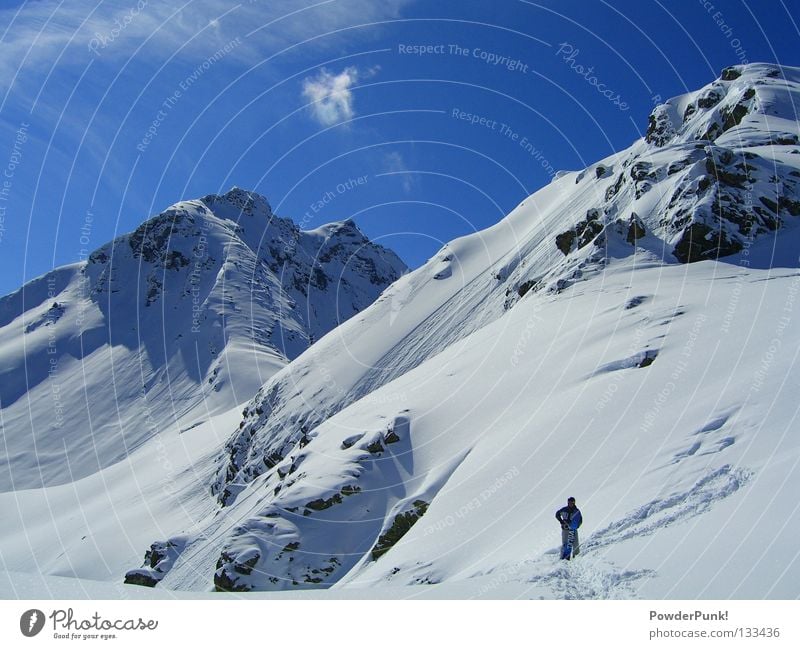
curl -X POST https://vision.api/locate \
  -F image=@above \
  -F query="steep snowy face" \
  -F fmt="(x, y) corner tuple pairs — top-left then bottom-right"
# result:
(123, 64), (800, 594)
(0, 188), (406, 491)
(210, 63), (800, 506)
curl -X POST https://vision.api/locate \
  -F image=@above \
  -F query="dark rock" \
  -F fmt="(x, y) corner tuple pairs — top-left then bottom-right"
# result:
(88, 250), (108, 264)
(705, 157), (749, 188)
(264, 450), (283, 470)
(555, 230), (576, 256)
(577, 220), (604, 249)
(516, 279), (538, 298)
(371, 500), (430, 561)
(305, 493), (343, 511)
(340, 485), (362, 497)
(605, 173), (625, 201)
(123, 571), (159, 587)
(673, 223), (743, 263)
(645, 105), (676, 146)
(624, 295), (648, 310)
(557, 210), (605, 256)
(668, 158), (691, 175)
(341, 435), (361, 450)
(721, 67), (742, 81)
(697, 88), (723, 109)
(213, 551), (259, 592)
(630, 162), (654, 182)
(214, 570), (251, 593)
(366, 440), (384, 454)
(626, 214), (646, 244)
(638, 350), (658, 368)
(721, 102), (750, 132)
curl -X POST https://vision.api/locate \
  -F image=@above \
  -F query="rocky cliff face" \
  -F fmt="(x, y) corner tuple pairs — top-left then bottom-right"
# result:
(611, 62), (799, 263)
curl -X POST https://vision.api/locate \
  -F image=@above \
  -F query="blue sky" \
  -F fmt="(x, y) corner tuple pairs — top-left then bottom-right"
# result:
(0, 0), (799, 296)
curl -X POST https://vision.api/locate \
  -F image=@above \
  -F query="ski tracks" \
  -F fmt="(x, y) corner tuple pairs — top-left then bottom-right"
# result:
(480, 464), (752, 599)
(586, 464), (752, 550)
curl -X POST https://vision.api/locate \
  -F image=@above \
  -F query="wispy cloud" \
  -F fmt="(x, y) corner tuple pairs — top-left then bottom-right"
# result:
(302, 66), (361, 126)
(0, 1), (409, 99)
(383, 151), (415, 194)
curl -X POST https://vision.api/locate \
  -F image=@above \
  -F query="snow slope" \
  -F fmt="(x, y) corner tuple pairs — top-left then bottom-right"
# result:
(0, 187), (406, 493)
(113, 64), (800, 597)
(5, 64), (800, 599)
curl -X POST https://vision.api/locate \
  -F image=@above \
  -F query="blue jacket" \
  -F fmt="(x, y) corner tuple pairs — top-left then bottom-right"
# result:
(555, 505), (582, 531)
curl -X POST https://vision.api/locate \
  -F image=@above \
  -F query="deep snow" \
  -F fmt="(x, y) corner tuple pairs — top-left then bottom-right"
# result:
(3, 63), (800, 599)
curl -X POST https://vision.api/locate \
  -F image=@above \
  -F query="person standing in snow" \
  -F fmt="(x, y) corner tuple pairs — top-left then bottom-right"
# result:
(555, 497), (582, 560)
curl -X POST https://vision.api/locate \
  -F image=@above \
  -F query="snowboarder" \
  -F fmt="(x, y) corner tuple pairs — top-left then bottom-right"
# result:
(555, 497), (582, 560)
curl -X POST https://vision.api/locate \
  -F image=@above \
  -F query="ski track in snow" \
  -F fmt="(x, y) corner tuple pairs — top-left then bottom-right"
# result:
(587, 465), (752, 550)
(479, 465), (751, 599)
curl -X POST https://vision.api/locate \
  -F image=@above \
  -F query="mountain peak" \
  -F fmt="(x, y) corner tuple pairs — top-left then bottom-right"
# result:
(645, 62), (800, 148)
(307, 217), (364, 240)
(200, 187), (273, 219)
(0, 188), (408, 494)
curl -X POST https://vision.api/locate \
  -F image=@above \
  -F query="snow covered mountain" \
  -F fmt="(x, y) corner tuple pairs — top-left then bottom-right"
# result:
(117, 63), (800, 597)
(0, 187), (406, 492)
(4, 63), (800, 599)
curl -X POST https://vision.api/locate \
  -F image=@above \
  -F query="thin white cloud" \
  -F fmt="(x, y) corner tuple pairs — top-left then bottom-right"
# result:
(302, 66), (360, 126)
(384, 150), (415, 194)
(0, 0), (409, 97)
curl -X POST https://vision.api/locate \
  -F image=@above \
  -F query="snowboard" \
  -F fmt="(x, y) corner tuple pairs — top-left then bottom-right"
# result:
(560, 528), (575, 560)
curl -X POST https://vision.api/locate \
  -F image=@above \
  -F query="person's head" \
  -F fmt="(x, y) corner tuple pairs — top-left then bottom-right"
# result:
(567, 497), (576, 508)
